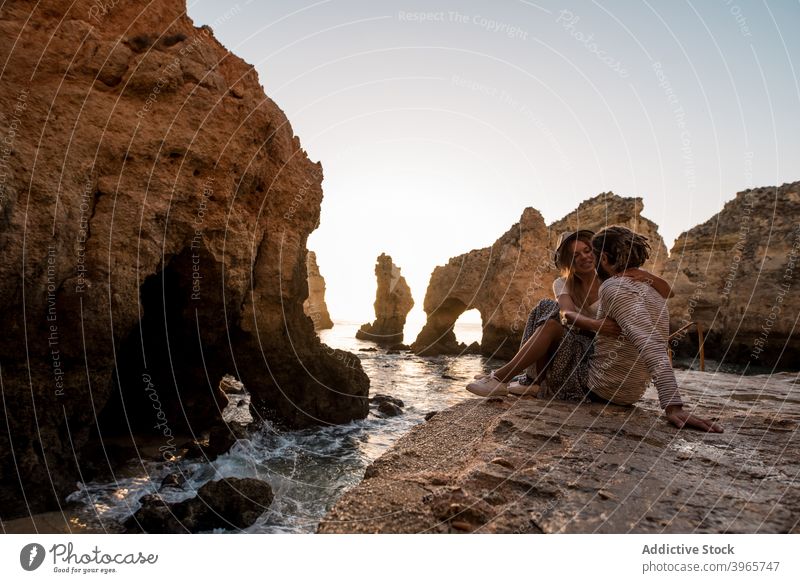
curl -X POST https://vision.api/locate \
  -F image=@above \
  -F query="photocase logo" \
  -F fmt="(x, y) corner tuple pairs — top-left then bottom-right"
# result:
(20, 543), (46, 571)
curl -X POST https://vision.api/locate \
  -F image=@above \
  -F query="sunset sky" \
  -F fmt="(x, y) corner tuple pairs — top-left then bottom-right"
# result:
(187, 0), (800, 333)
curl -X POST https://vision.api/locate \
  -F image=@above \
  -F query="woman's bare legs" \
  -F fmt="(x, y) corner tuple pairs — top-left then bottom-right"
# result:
(493, 319), (564, 382)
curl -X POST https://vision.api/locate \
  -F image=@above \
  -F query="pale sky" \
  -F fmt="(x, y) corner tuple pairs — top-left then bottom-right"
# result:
(187, 0), (800, 332)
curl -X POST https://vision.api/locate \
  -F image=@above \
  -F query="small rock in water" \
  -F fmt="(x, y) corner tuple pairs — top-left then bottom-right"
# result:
(126, 477), (273, 533)
(370, 394), (404, 417)
(377, 401), (403, 417)
(219, 374), (254, 427)
(159, 472), (187, 490)
(359, 347), (378, 352)
(464, 342), (482, 355)
(424, 411), (439, 421)
(371, 394), (404, 408)
(441, 374), (457, 380)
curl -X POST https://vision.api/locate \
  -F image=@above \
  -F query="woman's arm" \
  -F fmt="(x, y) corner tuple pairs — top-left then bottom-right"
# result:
(556, 287), (621, 336)
(620, 268), (675, 299)
(562, 310), (622, 336)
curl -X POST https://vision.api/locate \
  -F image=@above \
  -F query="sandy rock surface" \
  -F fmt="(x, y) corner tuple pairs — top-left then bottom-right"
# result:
(320, 370), (799, 533)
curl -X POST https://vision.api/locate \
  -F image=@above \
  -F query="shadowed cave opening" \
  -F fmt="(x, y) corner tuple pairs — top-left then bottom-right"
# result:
(95, 247), (233, 444)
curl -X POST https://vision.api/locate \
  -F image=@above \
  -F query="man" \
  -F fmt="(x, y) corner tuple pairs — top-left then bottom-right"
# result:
(466, 226), (722, 433)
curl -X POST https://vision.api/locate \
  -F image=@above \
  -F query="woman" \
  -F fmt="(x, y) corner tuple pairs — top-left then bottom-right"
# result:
(468, 229), (673, 400)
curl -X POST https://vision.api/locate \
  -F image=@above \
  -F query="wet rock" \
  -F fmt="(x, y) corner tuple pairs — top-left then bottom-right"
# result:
(126, 477), (273, 533)
(219, 375), (254, 432)
(377, 402), (403, 417)
(465, 342), (482, 355)
(371, 394), (404, 408)
(371, 394), (404, 418)
(424, 411), (439, 421)
(159, 473), (186, 491)
(359, 347), (378, 352)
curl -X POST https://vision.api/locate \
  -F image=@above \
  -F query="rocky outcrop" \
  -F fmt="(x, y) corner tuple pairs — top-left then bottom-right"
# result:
(663, 182), (800, 369)
(303, 250), (334, 330)
(319, 370), (799, 533)
(411, 194), (666, 357)
(356, 253), (414, 345)
(0, 1), (368, 520)
(125, 477), (273, 533)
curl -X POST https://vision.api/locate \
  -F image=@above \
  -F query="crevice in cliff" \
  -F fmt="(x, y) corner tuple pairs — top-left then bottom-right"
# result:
(96, 245), (230, 440)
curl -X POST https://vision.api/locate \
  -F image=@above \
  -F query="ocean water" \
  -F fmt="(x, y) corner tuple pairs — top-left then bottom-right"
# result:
(66, 321), (493, 533)
(63, 318), (788, 532)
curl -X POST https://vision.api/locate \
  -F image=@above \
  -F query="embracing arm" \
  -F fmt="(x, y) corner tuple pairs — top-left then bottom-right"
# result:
(621, 268), (675, 299)
(560, 308), (621, 336)
(555, 280), (621, 336)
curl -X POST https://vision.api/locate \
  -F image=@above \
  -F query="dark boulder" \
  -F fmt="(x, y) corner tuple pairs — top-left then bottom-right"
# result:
(125, 477), (273, 533)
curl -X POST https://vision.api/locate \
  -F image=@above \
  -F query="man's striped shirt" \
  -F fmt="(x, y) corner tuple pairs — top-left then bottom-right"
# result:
(588, 277), (684, 409)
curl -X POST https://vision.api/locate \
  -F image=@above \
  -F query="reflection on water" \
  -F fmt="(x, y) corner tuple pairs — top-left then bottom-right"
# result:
(67, 321), (496, 533)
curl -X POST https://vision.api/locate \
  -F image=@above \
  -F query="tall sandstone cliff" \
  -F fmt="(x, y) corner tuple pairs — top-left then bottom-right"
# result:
(0, 0), (368, 520)
(412, 193), (667, 357)
(663, 182), (800, 368)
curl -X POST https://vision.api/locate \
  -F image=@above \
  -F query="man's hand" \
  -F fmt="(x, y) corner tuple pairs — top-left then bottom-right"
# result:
(597, 317), (622, 337)
(620, 267), (653, 284)
(665, 405), (724, 433)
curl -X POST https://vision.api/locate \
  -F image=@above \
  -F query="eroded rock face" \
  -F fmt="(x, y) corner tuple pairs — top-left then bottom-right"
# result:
(411, 194), (666, 357)
(319, 370), (799, 533)
(0, 0), (368, 520)
(663, 182), (800, 369)
(303, 251), (334, 331)
(356, 253), (414, 345)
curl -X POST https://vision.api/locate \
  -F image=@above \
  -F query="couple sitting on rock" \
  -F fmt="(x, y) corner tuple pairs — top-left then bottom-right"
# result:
(467, 225), (723, 433)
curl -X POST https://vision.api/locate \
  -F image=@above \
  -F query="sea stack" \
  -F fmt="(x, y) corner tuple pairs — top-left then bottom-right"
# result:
(304, 251), (334, 330)
(356, 253), (414, 345)
(0, 0), (369, 520)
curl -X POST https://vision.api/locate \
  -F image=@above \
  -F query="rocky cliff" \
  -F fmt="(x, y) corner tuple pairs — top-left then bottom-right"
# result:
(303, 250), (334, 330)
(319, 370), (799, 533)
(0, 0), (368, 520)
(411, 194), (666, 358)
(356, 253), (414, 345)
(663, 182), (800, 369)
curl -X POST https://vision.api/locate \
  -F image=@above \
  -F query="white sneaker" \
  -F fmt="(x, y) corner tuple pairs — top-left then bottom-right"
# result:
(508, 382), (540, 396)
(466, 372), (508, 397)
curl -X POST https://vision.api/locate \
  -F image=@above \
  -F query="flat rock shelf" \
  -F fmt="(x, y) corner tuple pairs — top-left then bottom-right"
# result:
(319, 370), (799, 533)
